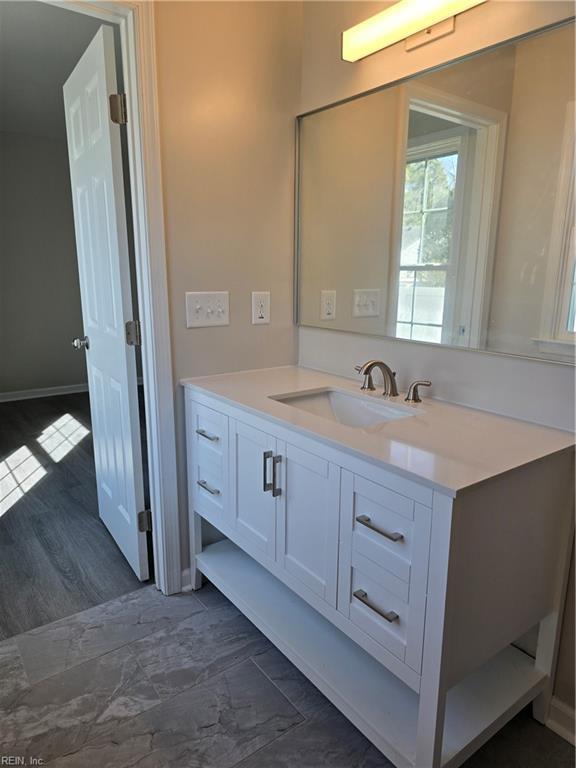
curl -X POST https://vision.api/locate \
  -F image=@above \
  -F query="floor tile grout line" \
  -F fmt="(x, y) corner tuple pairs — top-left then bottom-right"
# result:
(230, 715), (312, 768)
(250, 652), (315, 721)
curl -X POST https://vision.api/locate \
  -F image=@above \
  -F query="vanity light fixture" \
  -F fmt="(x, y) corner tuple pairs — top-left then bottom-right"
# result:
(342, 0), (487, 62)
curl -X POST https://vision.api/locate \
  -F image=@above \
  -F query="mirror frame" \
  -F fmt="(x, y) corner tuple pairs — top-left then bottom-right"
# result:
(294, 16), (576, 366)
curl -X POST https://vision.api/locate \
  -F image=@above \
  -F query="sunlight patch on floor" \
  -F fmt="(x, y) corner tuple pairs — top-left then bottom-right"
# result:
(0, 447), (47, 517)
(37, 414), (90, 463)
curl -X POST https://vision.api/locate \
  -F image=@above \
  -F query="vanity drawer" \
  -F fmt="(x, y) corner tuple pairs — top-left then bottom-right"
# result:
(351, 483), (414, 583)
(346, 473), (433, 586)
(339, 549), (427, 670)
(188, 401), (227, 458)
(187, 400), (229, 524)
(346, 554), (409, 662)
(191, 458), (225, 520)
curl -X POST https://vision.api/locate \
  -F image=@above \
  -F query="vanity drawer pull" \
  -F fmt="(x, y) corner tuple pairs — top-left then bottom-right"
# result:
(263, 451), (273, 493)
(355, 515), (404, 542)
(353, 589), (399, 623)
(197, 479), (221, 496)
(272, 454), (282, 498)
(196, 428), (219, 442)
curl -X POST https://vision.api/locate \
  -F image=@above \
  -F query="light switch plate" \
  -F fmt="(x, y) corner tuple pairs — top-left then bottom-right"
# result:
(353, 289), (381, 318)
(186, 291), (230, 328)
(320, 290), (336, 320)
(252, 291), (270, 324)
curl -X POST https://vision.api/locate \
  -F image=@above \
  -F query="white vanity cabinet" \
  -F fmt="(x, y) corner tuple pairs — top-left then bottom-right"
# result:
(183, 371), (574, 768)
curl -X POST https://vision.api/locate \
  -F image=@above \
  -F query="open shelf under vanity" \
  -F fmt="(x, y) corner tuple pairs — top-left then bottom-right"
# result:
(197, 538), (547, 768)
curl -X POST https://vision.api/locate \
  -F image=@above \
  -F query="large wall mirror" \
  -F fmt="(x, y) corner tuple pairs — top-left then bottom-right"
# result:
(296, 21), (575, 363)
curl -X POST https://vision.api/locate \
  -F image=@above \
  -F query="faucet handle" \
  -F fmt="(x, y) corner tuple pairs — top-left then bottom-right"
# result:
(405, 380), (431, 403)
(354, 364), (375, 391)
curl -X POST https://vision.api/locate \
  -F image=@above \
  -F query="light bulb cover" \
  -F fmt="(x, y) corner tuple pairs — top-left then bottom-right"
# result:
(342, 0), (488, 62)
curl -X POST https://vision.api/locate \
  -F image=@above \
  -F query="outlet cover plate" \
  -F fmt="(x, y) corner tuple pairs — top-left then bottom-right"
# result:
(252, 291), (270, 324)
(186, 291), (230, 328)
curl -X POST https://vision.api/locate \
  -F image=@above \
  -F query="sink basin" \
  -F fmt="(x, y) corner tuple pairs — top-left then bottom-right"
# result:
(270, 388), (417, 429)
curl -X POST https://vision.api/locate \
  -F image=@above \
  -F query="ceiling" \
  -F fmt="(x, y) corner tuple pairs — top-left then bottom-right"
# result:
(0, 2), (114, 138)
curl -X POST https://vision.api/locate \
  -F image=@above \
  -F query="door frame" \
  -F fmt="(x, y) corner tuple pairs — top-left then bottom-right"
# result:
(45, 0), (181, 594)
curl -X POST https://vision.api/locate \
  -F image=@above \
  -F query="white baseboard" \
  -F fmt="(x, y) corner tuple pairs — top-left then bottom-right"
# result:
(547, 696), (575, 745)
(0, 383), (89, 403)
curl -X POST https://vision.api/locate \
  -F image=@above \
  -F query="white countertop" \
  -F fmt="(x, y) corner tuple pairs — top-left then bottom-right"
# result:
(181, 366), (574, 496)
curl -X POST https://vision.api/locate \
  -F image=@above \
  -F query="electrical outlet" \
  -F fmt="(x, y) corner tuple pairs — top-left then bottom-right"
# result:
(186, 291), (230, 327)
(353, 289), (381, 318)
(252, 291), (270, 324)
(320, 290), (336, 320)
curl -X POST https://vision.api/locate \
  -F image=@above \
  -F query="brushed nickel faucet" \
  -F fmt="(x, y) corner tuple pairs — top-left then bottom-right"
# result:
(355, 360), (399, 397)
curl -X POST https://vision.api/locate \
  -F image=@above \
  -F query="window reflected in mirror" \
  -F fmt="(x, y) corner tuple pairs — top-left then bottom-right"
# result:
(297, 21), (575, 364)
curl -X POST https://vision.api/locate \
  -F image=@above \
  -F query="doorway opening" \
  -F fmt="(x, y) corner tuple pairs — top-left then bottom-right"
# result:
(0, 1), (161, 638)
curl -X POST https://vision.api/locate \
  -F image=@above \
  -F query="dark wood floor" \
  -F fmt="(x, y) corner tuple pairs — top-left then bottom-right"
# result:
(0, 392), (147, 640)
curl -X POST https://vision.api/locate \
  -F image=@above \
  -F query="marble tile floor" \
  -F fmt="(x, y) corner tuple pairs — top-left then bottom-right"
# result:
(0, 582), (573, 768)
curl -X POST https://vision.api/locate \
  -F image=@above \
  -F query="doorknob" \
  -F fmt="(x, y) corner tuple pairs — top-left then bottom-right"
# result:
(72, 336), (90, 351)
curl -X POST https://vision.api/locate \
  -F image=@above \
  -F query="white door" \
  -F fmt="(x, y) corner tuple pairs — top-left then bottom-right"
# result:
(63, 27), (148, 580)
(277, 441), (340, 605)
(229, 420), (277, 562)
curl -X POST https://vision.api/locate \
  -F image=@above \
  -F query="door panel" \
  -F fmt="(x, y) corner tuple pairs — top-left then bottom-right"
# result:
(277, 441), (340, 606)
(229, 420), (277, 561)
(63, 27), (148, 579)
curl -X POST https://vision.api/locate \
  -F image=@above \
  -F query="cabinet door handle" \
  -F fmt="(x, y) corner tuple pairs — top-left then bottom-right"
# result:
(272, 454), (282, 497)
(355, 515), (404, 542)
(353, 589), (399, 623)
(196, 428), (219, 442)
(197, 479), (220, 496)
(263, 451), (273, 493)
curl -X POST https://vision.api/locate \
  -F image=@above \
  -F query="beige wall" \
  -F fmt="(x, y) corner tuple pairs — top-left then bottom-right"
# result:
(0, 131), (86, 394)
(154, 1), (302, 562)
(297, 0), (574, 712)
(299, 88), (399, 333)
(488, 25), (575, 356)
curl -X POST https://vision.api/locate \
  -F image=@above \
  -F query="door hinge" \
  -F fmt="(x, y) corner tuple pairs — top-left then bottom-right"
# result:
(138, 509), (152, 532)
(125, 320), (141, 347)
(109, 93), (128, 125)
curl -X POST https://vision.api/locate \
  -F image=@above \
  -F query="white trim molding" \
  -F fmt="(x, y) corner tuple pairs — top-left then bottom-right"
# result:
(547, 697), (575, 746)
(0, 384), (89, 403)
(387, 82), (507, 349)
(44, 0), (181, 595)
(539, 101), (575, 347)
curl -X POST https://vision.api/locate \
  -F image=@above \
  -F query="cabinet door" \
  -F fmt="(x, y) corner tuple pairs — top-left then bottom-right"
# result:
(229, 419), (277, 562)
(277, 441), (340, 606)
